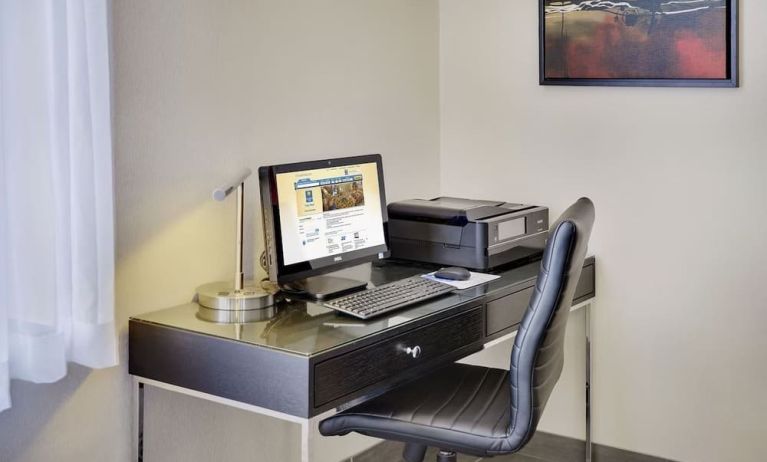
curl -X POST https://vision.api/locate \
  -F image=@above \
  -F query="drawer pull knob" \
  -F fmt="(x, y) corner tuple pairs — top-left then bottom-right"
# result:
(405, 346), (422, 359)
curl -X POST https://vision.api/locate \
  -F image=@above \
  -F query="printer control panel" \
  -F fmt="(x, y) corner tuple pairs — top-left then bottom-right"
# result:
(496, 217), (526, 242)
(486, 206), (548, 246)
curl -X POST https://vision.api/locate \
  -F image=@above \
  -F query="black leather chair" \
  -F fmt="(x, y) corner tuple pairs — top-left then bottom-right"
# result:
(319, 198), (595, 462)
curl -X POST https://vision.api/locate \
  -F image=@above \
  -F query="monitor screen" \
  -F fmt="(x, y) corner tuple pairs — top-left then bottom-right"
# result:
(273, 160), (387, 266)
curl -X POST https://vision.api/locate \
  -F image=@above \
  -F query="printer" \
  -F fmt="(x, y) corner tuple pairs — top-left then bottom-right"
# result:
(387, 197), (549, 270)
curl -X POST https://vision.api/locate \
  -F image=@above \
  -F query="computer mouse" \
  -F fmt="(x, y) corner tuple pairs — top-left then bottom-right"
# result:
(434, 267), (471, 281)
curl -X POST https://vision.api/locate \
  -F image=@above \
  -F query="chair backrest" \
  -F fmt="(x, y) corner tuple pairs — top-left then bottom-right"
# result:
(506, 197), (595, 448)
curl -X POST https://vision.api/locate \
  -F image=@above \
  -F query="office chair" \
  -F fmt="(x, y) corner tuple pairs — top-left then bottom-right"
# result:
(319, 197), (595, 462)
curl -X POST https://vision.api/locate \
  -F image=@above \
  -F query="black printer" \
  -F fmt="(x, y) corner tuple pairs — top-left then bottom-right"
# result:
(387, 197), (549, 270)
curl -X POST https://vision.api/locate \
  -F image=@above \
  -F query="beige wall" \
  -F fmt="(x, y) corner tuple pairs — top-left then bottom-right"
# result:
(439, 1), (767, 461)
(0, 1), (439, 461)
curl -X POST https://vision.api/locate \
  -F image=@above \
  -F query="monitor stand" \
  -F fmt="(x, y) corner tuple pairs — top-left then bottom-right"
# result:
(283, 276), (368, 300)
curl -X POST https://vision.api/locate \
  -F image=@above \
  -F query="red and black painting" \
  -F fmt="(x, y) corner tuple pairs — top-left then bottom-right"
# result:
(540, 0), (738, 87)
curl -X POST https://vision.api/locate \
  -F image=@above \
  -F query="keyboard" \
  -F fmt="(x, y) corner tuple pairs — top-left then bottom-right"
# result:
(323, 275), (454, 320)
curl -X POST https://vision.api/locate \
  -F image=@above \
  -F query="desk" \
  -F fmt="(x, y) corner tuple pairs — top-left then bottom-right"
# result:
(129, 257), (596, 462)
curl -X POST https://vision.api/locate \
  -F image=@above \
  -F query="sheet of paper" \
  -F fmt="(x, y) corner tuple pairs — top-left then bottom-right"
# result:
(421, 271), (500, 290)
(387, 315), (414, 327)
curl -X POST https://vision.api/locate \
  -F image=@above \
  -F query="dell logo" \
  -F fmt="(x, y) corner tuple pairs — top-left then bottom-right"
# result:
(334, 256), (342, 262)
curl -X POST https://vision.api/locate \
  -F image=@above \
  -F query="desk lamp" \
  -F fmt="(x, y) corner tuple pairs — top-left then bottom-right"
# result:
(196, 168), (277, 314)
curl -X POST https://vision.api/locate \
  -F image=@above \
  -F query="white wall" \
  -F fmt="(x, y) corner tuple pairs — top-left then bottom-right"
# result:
(439, 1), (767, 461)
(0, 1), (440, 461)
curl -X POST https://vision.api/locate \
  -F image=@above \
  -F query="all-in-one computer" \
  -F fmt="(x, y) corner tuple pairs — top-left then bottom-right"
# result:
(259, 154), (453, 319)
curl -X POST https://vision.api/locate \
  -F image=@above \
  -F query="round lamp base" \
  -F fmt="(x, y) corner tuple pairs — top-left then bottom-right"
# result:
(196, 280), (277, 311)
(196, 305), (275, 324)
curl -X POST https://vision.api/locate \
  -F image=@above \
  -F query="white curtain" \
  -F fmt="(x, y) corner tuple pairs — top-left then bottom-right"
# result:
(0, 0), (117, 411)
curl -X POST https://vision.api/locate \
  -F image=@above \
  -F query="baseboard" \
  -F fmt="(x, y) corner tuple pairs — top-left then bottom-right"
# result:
(347, 431), (675, 462)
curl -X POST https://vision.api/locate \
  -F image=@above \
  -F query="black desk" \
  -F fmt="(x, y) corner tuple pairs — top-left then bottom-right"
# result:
(129, 257), (595, 461)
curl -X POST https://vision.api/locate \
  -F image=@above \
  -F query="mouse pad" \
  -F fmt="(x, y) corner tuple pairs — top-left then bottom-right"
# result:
(421, 271), (500, 290)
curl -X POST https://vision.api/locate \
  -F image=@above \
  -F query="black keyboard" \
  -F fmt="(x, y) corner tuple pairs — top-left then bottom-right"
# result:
(323, 276), (454, 319)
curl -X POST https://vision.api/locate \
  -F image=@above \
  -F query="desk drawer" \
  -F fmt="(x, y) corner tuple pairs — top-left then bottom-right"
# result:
(486, 262), (595, 336)
(314, 307), (483, 407)
(486, 287), (534, 336)
(573, 263), (595, 302)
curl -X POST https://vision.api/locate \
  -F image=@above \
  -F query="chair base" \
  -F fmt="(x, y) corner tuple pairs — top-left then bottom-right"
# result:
(403, 443), (427, 462)
(436, 450), (457, 462)
(402, 444), (457, 462)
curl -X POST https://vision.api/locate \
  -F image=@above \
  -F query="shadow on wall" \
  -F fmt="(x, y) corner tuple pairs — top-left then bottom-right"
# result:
(116, 165), (270, 292)
(0, 365), (91, 460)
(115, 161), (244, 260)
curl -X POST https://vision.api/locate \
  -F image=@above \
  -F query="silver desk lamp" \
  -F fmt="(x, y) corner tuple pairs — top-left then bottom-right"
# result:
(196, 168), (277, 314)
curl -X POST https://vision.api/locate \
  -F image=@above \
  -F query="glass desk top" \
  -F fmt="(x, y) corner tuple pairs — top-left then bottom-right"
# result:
(131, 260), (544, 357)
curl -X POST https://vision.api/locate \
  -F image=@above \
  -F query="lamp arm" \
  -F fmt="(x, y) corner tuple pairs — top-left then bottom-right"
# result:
(234, 182), (245, 291)
(211, 168), (252, 292)
(212, 168), (252, 201)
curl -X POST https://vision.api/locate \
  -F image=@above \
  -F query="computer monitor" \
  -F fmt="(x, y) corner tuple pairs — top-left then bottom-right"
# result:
(259, 154), (389, 299)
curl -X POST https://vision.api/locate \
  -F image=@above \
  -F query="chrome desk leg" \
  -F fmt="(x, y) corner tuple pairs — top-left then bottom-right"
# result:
(300, 416), (320, 462)
(585, 303), (592, 462)
(133, 379), (145, 462)
(300, 418), (310, 462)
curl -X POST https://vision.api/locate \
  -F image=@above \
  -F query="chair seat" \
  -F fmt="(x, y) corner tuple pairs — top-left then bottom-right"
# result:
(319, 363), (514, 457)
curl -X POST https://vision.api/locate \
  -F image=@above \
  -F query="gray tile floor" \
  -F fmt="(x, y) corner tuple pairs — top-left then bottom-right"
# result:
(345, 432), (668, 462)
(346, 432), (580, 462)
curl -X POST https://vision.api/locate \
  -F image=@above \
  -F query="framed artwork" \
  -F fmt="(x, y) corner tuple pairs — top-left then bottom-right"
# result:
(539, 0), (738, 87)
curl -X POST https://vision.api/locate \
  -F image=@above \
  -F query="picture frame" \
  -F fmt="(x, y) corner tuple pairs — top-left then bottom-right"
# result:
(539, 0), (739, 88)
